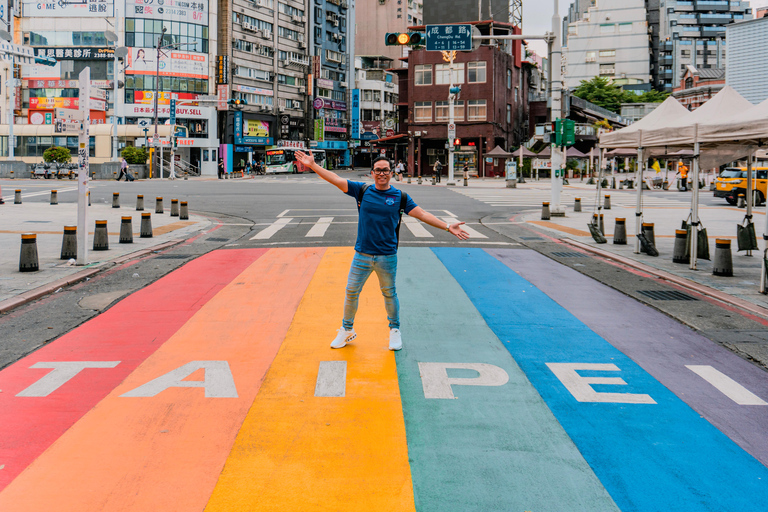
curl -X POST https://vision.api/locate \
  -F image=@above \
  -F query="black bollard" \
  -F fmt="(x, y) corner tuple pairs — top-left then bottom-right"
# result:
(156, 197), (164, 214)
(19, 233), (39, 272)
(541, 202), (550, 220)
(50, 189), (58, 205)
(140, 212), (153, 238)
(180, 201), (189, 220)
(672, 229), (689, 263)
(641, 223), (656, 254)
(713, 239), (733, 277)
(60, 226), (77, 259)
(170, 199), (179, 217)
(119, 216), (133, 244)
(613, 218), (627, 245)
(14, 189), (22, 204)
(93, 220), (109, 251)
(112, 192), (120, 208)
(136, 194), (144, 211)
(574, 198), (581, 212)
(599, 214), (605, 235)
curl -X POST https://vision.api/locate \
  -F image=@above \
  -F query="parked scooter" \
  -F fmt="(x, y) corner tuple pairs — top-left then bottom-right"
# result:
(31, 162), (55, 179)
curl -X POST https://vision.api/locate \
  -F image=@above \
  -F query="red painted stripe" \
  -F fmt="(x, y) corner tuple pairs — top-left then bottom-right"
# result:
(0, 248), (266, 490)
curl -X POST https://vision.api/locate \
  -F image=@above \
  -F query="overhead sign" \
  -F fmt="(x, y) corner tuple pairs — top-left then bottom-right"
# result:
(129, 0), (209, 26)
(90, 88), (107, 101)
(34, 47), (114, 60)
(426, 24), (473, 52)
(126, 104), (210, 119)
(125, 48), (208, 79)
(23, 0), (114, 17)
(216, 55), (228, 85)
(55, 108), (82, 121)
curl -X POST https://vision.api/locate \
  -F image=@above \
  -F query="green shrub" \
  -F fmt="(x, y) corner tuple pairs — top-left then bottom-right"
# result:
(122, 146), (149, 164)
(43, 146), (72, 163)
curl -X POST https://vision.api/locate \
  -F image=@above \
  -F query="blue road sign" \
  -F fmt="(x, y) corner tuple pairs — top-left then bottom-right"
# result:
(170, 99), (177, 125)
(426, 24), (473, 52)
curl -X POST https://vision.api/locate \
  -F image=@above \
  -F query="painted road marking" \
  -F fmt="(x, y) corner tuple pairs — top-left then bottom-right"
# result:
(490, 248), (768, 466)
(314, 361), (347, 397)
(686, 365), (768, 406)
(0, 248), (323, 511)
(250, 217), (291, 239)
(205, 247), (415, 511)
(305, 216), (334, 237)
(0, 249), (262, 491)
(16, 361), (121, 397)
(440, 216), (487, 238)
(437, 247), (768, 511)
(546, 363), (656, 404)
(120, 361), (238, 398)
(418, 362), (509, 399)
(397, 248), (620, 511)
(403, 216), (433, 237)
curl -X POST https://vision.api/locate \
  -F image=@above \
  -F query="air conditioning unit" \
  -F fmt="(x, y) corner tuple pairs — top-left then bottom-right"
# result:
(332, 33), (341, 41)
(262, 30), (272, 39)
(332, 19), (339, 27)
(243, 21), (254, 31)
(260, 106), (271, 112)
(298, 40), (306, 49)
(341, 1), (348, 8)
(282, 59), (291, 66)
(600, 68), (615, 75)
(279, 107), (286, 113)
(292, 14), (304, 23)
(299, 86), (306, 93)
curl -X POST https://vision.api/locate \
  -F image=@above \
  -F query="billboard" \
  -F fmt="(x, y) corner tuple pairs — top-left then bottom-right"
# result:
(23, 0), (114, 17)
(129, 0), (208, 25)
(124, 48), (208, 79)
(244, 119), (269, 138)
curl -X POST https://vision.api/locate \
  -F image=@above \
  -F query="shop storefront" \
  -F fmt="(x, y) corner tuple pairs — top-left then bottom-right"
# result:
(221, 110), (273, 173)
(312, 98), (349, 168)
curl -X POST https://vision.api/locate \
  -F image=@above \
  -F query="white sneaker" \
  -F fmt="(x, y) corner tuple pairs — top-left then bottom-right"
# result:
(330, 327), (356, 349)
(389, 328), (403, 351)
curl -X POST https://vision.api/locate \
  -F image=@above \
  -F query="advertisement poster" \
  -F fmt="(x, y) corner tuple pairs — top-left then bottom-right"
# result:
(217, 84), (229, 111)
(125, 48), (208, 79)
(23, 0), (113, 17)
(244, 120), (269, 138)
(129, 0), (208, 25)
(314, 119), (325, 142)
(350, 89), (360, 140)
(134, 91), (198, 105)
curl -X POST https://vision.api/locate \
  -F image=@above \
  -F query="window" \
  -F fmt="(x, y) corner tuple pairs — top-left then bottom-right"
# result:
(599, 63), (615, 75)
(586, 51), (597, 62)
(435, 63), (464, 85)
(467, 99), (486, 121)
(467, 61), (486, 83)
(454, 100), (464, 121)
(507, 68), (512, 88)
(415, 64), (432, 85)
(414, 101), (432, 122)
(599, 50), (615, 58)
(619, 22), (633, 33)
(600, 24), (615, 34)
(506, 104), (511, 124)
(435, 101), (449, 121)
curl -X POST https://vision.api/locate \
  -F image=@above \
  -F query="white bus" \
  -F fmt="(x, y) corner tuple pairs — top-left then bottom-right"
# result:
(264, 147), (326, 174)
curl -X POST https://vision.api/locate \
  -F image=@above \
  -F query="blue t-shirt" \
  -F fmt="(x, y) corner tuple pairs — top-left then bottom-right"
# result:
(345, 181), (418, 255)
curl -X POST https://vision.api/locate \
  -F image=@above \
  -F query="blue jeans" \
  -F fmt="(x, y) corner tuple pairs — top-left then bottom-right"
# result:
(343, 252), (399, 331)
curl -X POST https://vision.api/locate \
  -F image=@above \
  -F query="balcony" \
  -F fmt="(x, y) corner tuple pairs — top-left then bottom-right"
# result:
(698, 13), (732, 24)
(694, 0), (730, 12)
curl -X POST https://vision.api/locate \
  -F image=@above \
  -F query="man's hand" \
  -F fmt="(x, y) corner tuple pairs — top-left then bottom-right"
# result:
(448, 222), (471, 240)
(295, 151), (315, 170)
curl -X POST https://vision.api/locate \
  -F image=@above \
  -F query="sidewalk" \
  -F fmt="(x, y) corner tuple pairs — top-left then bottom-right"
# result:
(0, 193), (211, 312)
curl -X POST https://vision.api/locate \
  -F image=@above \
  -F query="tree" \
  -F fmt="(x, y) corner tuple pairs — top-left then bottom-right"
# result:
(572, 77), (626, 113)
(122, 146), (148, 164)
(43, 146), (71, 163)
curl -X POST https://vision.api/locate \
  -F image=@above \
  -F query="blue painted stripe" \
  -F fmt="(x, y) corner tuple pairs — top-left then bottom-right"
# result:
(434, 248), (768, 512)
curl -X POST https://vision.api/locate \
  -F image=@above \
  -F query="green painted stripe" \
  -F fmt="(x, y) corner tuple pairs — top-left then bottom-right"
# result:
(396, 248), (619, 512)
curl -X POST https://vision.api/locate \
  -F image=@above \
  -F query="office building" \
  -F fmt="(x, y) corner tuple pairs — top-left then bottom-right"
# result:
(726, 16), (768, 104)
(354, 0), (424, 67)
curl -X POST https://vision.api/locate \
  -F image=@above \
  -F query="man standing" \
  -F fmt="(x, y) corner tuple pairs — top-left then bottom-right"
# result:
(294, 151), (469, 351)
(433, 159), (443, 183)
(218, 158), (225, 179)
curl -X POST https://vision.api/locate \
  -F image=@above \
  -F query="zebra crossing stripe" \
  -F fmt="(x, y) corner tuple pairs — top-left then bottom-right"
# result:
(403, 217), (433, 238)
(441, 216), (487, 239)
(305, 217), (334, 238)
(251, 217), (292, 240)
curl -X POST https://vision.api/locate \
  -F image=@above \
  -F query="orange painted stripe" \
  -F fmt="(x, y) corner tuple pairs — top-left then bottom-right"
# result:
(204, 247), (416, 511)
(0, 248), (324, 512)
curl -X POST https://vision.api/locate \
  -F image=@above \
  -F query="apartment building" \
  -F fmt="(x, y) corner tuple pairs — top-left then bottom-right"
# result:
(726, 15), (768, 104)
(354, 0), (423, 67)
(351, 55), (399, 166)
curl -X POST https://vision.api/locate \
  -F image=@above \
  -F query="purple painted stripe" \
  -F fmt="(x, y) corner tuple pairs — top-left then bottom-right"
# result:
(488, 249), (768, 467)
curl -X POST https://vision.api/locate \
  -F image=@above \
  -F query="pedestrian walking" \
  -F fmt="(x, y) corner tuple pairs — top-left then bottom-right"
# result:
(433, 159), (443, 183)
(395, 159), (405, 181)
(294, 151), (470, 351)
(218, 158), (225, 179)
(117, 158), (134, 181)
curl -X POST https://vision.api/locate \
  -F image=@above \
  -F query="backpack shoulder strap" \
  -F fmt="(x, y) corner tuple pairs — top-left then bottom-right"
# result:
(356, 183), (370, 211)
(395, 191), (409, 248)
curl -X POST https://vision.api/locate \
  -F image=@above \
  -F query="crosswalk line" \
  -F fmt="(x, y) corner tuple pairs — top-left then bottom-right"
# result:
(441, 216), (488, 239)
(403, 217), (433, 238)
(251, 217), (292, 240)
(305, 217), (334, 237)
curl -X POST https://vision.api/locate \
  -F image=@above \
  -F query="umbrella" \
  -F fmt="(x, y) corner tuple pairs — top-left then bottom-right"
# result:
(566, 147), (587, 158)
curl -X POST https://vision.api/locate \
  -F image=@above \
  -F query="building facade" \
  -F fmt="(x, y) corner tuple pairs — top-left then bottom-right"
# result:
(726, 16), (768, 104)
(354, 0), (423, 67)
(672, 65), (725, 110)
(393, 22), (528, 178)
(563, 0), (650, 91)
(351, 55), (399, 167)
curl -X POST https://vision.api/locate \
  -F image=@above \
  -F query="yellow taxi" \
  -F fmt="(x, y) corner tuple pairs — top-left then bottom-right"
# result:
(714, 167), (768, 205)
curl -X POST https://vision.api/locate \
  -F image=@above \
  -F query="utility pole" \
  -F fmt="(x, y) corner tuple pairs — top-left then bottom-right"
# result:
(549, 0), (565, 216)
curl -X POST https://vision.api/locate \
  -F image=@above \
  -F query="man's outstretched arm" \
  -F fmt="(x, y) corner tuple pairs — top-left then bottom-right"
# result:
(295, 151), (348, 193)
(408, 207), (470, 240)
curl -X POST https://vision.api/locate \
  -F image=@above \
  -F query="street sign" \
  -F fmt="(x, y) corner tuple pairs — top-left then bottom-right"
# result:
(426, 24), (473, 52)
(170, 99), (177, 125)
(55, 108), (82, 121)
(197, 95), (218, 101)
(90, 88), (107, 101)
(448, 122), (456, 140)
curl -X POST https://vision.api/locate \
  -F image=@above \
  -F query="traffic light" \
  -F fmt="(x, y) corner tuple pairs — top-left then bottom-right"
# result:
(227, 98), (248, 106)
(385, 32), (424, 46)
(553, 118), (576, 146)
(453, 138), (461, 146)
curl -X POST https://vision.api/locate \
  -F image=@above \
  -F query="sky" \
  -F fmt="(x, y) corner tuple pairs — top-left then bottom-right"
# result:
(522, 0), (768, 56)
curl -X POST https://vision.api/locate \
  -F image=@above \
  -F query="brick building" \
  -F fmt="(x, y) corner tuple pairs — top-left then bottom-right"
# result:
(673, 65), (725, 111)
(387, 21), (529, 178)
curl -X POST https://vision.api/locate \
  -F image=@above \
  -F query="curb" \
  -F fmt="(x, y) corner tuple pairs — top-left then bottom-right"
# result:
(0, 239), (184, 315)
(561, 237), (768, 321)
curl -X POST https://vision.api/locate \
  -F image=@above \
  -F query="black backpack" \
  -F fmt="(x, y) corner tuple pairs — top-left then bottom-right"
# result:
(356, 184), (409, 248)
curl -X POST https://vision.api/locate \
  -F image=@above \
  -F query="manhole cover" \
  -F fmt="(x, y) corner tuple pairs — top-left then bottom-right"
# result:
(637, 290), (698, 301)
(206, 237), (230, 242)
(550, 251), (588, 258)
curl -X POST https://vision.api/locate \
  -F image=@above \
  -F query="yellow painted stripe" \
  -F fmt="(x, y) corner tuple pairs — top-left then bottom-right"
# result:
(205, 247), (416, 512)
(0, 248), (324, 512)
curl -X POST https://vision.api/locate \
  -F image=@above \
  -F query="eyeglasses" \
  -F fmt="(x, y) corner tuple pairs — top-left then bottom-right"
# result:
(372, 169), (392, 175)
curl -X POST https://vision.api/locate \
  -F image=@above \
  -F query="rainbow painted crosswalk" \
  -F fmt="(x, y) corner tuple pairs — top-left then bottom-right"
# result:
(1, 247), (766, 511)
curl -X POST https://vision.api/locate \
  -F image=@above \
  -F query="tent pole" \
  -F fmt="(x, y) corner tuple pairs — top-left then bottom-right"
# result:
(635, 146), (644, 254)
(747, 152), (754, 257)
(690, 140), (700, 270)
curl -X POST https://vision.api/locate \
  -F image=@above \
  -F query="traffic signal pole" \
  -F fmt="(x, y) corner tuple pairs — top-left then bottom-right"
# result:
(550, 0), (565, 215)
